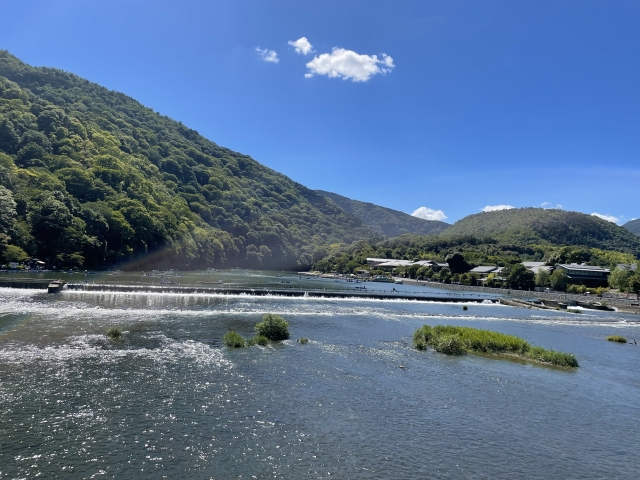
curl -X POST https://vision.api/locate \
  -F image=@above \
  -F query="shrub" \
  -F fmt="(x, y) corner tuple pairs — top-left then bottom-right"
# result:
(606, 335), (627, 343)
(567, 284), (588, 294)
(247, 335), (270, 346)
(106, 326), (122, 339)
(223, 331), (246, 348)
(299, 337), (309, 344)
(255, 313), (290, 341)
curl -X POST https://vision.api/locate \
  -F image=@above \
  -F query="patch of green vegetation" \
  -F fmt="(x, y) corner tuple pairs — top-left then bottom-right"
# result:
(246, 335), (269, 346)
(413, 325), (579, 367)
(223, 331), (246, 348)
(255, 313), (290, 341)
(606, 335), (627, 343)
(462, 305), (468, 311)
(298, 337), (309, 344)
(567, 308), (582, 314)
(106, 326), (122, 339)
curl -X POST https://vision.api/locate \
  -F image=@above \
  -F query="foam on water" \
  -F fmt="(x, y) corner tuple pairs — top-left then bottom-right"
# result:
(1, 286), (640, 478)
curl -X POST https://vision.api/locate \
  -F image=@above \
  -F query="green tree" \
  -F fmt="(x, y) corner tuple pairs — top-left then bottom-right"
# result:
(445, 252), (471, 274)
(550, 269), (569, 291)
(535, 269), (551, 287)
(505, 263), (535, 290)
(0, 185), (16, 234)
(629, 275), (640, 296)
(255, 313), (290, 341)
(608, 267), (633, 291)
(2, 244), (29, 262)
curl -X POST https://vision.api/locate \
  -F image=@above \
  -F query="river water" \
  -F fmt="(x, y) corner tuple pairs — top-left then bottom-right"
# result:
(1, 273), (639, 478)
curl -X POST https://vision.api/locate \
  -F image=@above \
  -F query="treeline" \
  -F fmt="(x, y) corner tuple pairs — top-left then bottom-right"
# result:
(313, 235), (638, 275)
(0, 51), (376, 269)
(440, 208), (640, 256)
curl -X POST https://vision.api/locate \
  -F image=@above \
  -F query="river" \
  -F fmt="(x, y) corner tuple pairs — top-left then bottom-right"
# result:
(1, 271), (639, 478)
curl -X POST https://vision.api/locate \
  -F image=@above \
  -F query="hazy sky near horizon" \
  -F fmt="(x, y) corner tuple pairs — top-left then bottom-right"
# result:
(2, 0), (639, 224)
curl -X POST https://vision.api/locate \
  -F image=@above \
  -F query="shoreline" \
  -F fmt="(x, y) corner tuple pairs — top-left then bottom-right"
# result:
(400, 278), (640, 313)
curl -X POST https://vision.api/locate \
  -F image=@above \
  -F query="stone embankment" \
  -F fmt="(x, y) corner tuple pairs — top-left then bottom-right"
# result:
(400, 278), (640, 313)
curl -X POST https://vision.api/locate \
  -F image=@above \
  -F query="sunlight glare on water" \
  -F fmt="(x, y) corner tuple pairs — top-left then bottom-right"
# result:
(1, 284), (639, 478)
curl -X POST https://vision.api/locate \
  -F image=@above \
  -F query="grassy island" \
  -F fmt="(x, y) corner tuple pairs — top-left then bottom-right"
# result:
(413, 325), (579, 367)
(606, 335), (627, 343)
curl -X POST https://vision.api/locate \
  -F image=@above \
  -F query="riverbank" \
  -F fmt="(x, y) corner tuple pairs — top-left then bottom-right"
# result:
(400, 278), (640, 313)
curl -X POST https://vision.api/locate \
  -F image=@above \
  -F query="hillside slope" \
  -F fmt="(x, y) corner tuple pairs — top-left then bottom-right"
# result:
(0, 51), (377, 269)
(316, 190), (449, 237)
(623, 219), (640, 236)
(440, 208), (640, 255)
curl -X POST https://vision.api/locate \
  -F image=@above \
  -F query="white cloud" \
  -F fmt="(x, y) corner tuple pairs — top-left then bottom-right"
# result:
(411, 207), (447, 221)
(541, 202), (562, 209)
(288, 37), (314, 55)
(255, 47), (279, 63)
(305, 48), (394, 82)
(482, 205), (515, 212)
(591, 212), (619, 223)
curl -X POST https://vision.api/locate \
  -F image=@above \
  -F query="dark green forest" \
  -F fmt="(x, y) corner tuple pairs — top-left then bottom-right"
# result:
(316, 190), (449, 237)
(0, 51), (378, 270)
(624, 219), (640, 236)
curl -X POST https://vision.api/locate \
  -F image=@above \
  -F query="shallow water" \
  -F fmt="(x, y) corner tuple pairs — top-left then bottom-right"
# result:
(1, 285), (639, 479)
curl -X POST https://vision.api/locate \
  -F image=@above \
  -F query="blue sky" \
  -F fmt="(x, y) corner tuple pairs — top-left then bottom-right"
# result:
(2, 0), (639, 224)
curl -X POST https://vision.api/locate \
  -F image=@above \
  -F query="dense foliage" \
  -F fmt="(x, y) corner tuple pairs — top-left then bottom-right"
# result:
(413, 325), (579, 367)
(316, 190), (449, 238)
(440, 208), (640, 255)
(313, 234), (638, 275)
(624, 219), (640, 236)
(0, 51), (377, 269)
(255, 313), (290, 341)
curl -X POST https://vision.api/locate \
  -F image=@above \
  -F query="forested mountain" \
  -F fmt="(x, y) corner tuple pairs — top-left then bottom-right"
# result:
(0, 51), (378, 270)
(440, 208), (640, 255)
(624, 219), (640, 236)
(316, 190), (450, 237)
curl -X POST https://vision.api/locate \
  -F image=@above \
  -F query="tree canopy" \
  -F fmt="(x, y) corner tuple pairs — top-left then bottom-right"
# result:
(0, 50), (377, 269)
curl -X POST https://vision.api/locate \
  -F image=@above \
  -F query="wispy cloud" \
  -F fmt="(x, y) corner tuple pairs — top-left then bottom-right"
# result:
(288, 37), (314, 55)
(541, 202), (562, 209)
(255, 47), (279, 63)
(591, 212), (619, 223)
(411, 207), (447, 221)
(305, 48), (394, 82)
(482, 205), (514, 212)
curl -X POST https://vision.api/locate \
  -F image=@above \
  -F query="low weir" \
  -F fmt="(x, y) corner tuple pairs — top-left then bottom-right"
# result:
(0, 278), (494, 303)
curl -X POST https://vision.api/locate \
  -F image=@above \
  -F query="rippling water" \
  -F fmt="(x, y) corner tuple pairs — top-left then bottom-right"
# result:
(1, 285), (639, 478)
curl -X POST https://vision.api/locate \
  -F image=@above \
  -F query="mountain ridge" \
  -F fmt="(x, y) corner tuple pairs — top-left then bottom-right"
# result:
(315, 190), (450, 237)
(623, 218), (640, 236)
(440, 208), (640, 255)
(0, 50), (378, 269)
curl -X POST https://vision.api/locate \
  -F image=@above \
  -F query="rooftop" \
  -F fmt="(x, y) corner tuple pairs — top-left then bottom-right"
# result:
(558, 264), (610, 273)
(470, 266), (500, 274)
(522, 262), (546, 268)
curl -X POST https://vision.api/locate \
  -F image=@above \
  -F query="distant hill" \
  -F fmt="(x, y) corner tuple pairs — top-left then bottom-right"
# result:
(0, 50), (376, 270)
(623, 219), (640, 236)
(440, 208), (640, 255)
(316, 190), (450, 238)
